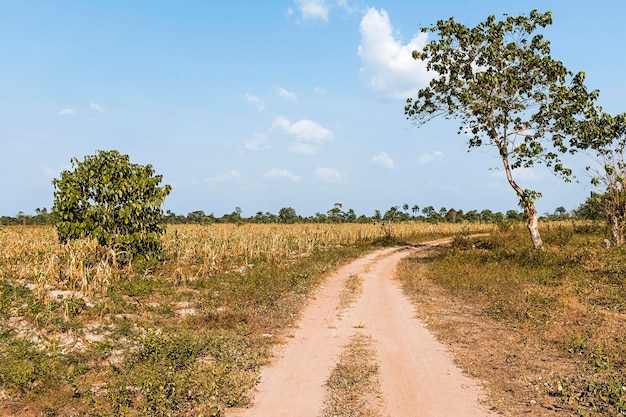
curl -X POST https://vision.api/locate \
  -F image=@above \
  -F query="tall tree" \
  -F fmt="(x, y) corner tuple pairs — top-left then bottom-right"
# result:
(405, 10), (597, 248)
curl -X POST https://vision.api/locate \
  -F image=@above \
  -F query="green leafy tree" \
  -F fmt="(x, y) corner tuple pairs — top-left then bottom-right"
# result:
(52, 150), (172, 259)
(405, 10), (597, 248)
(576, 112), (626, 245)
(278, 207), (298, 224)
(573, 192), (606, 221)
(327, 203), (344, 223)
(445, 208), (459, 223)
(383, 206), (400, 238)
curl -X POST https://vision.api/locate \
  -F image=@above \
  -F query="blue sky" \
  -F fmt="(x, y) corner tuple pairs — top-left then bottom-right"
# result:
(2, 0), (625, 218)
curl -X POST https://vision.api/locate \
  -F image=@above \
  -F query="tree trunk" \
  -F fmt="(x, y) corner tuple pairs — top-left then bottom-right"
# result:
(499, 144), (543, 249)
(524, 202), (543, 249)
(609, 213), (624, 246)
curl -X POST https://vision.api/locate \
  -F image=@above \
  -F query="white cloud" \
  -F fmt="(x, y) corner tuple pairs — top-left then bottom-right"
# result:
(244, 133), (271, 151)
(278, 87), (297, 101)
(206, 170), (241, 183)
(272, 116), (333, 144)
(313, 86), (328, 95)
(296, 0), (329, 21)
(418, 151), (444, 164)
(313, 167), (343, 183)
(90, 102), (106, 113)
(358, 8), (431, 99)
(264, 168), (301, 182)
(246, 93), (265, 111)
(58, 108), (75, 116)
(371, 152), (394, 169)
(272, 116), (333, 155)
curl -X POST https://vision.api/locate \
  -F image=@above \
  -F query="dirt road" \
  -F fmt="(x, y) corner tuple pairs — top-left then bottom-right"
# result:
(228, 245), (496, 417)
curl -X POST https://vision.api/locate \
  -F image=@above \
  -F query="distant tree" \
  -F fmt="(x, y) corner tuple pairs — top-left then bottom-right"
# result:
(480, 209), (496, 224)
(464, 210), (481, 223)
(553, 206), (568, 220)
(573, 193), (606, 221)
(220, 207), (244, 224)
(17, 211), (29, 225)
(373, 210), (382, 221)
(32, 207), (51, 225)
(576, 112), (626, 245)
(383, 206), (400, 238)
(357, 215), (372, 223)
(313, 212), (327, 223)
(411, 205), (420, 217)
(187, 210), (208, 224)
(278, 207), (298, 224)
(345, 208), (357, 223)
(327, 203), (344, 223)
(405, 10), (598, 248)
(445, 208), (459, 223)
(505, 210), (524, 222)
(52, 150), (171, 259)
(421, 206), (438, 223)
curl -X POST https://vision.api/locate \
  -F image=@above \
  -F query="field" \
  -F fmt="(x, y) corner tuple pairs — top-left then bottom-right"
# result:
(0, 222), (486, 416)
(1, 221), (625, 416)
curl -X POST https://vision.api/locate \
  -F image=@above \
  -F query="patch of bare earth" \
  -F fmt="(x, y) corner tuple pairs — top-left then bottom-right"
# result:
(227, 244), (496, 417)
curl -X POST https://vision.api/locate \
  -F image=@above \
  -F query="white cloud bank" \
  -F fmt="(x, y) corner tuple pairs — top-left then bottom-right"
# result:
(246, 93), (266, 111)
(58, 108), (75, 116)
(313, 167), (344, 183)
(264, 168), (301, 182)
(295, 0), (329, 21)
(272, 116), (333, 155)
(278, 87), (297, 101)
(371, 151), (394, 169)
(358, 7), (431, 99)
(206, 170), (241, 183)
(418, 151), (444, 164)
(90, 102), (106, 113)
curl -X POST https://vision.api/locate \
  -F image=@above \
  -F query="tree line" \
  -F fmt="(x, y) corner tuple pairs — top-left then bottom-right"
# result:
(2, 200), (597, 227)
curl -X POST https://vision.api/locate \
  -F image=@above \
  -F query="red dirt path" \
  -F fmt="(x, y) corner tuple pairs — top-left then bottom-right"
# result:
(228, 244), (496, 417)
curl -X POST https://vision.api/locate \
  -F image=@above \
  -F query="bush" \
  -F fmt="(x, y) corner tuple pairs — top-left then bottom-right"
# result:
(52, 150), (171, 260)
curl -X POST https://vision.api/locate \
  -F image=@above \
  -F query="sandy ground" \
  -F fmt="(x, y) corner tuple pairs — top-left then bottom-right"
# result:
(228, 244), (497, 417)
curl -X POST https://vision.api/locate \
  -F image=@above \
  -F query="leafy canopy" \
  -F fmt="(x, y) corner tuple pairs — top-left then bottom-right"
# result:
(52, 150), (172, 258)
(405, 9), (598, 185)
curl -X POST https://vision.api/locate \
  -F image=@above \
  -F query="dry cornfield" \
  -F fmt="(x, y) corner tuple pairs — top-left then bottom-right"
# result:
(0, 222), (492, 298)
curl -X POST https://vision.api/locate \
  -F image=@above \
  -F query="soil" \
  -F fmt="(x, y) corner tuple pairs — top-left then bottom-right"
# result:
(227, 244), (498, 417)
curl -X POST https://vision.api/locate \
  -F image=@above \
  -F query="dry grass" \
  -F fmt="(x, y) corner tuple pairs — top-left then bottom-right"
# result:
(321, 333), (382, 417)
(337, 274), (363, 312)
(396, 222), (626, 416)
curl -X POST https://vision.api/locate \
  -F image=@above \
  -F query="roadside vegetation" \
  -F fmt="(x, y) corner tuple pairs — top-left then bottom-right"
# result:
(0, 222), (486, 416)
(397, 221), (626, 416)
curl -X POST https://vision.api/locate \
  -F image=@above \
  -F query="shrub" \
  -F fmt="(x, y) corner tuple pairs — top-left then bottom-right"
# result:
(52, 150), (171, 260)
